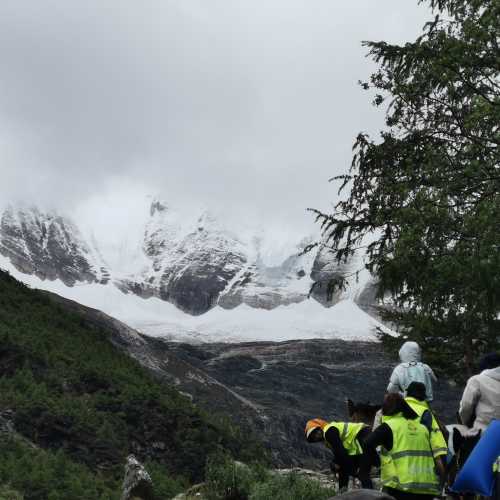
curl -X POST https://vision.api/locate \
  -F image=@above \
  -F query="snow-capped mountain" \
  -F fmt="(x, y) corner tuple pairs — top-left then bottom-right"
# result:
(116, 201), (250, 314)
(0, 200), (386, 342)
(95, 198), (330, 315)
(0, 205), (110, 286)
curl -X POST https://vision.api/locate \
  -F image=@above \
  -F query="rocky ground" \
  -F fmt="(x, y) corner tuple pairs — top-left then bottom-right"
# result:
(160, 339), (461, 467)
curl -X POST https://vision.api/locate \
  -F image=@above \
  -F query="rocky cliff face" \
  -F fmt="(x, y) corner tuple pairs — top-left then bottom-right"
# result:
(0, 205), (109, 287)
(119, 203), (249, 315)
(218, 240), (315, 311)
(116, 200), (318, 315)
(0, 200), (381, 317)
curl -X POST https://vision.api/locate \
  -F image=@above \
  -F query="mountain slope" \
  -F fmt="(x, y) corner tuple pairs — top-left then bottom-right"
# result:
(42, 295), (459, 469)
(0, 269), (264, 498)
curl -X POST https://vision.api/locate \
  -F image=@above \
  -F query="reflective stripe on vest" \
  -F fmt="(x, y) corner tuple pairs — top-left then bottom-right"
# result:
(381, 414), (440, 495)
(391, 450), (433, 460)
(323, 421), (366, 456)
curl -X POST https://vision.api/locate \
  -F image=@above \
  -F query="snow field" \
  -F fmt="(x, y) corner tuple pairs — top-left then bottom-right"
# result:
(0, 254), (386, 344)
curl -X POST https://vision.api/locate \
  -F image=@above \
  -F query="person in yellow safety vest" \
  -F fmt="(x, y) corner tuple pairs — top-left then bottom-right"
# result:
(305, 418), (378, 491)
(404, 381), (448, 459)
(364, 393), (446, 500)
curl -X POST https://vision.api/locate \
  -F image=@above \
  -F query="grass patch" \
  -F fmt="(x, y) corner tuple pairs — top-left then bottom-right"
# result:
(205, 452), (335, 500)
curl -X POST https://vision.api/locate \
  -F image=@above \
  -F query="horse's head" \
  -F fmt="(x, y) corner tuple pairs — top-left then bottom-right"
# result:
(346, 398), (381, 426)
(452, 426), (482, 468)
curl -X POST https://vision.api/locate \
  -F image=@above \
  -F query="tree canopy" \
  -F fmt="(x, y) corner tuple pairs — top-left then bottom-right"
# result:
(311, 0), (500, 378)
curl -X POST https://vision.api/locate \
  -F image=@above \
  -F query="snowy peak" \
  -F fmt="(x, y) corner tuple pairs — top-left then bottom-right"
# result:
(218, 235), (315, 310)
(126, 200), (249, 314)
(0, 205), (109, 286)
(144, 201), (183, 260)
(0, 200), (381, 319)
(134, 200), (319, 313)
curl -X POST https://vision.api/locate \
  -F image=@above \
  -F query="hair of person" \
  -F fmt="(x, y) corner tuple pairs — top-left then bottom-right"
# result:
(382, 393), (418, 420)
(406, 381), (427, 401)
(479, 352), (500, 372)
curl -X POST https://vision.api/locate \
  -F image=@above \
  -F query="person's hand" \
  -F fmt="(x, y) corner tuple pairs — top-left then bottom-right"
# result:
(435, 456), (446, 481)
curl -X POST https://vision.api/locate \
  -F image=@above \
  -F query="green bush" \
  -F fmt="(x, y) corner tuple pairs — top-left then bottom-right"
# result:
(144, 460), (188, 499)
(249, 471), (335, 500)
(0, 484), (24, 500)
(205, 453), (335, 500)
(0, 438), (116, 500)
(205, 452), (263, 500)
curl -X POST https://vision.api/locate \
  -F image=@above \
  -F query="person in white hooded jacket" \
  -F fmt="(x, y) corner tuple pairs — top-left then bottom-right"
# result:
(459, 352), (500, 431)
(387, 341), (437, 402)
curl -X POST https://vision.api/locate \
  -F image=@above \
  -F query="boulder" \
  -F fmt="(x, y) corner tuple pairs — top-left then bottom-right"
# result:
(121, 455), (154, 500)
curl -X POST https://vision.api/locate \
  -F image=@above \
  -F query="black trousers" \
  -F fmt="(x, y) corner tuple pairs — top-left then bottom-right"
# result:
(337, 428), (378, 489)
(337, 455), (373, 489)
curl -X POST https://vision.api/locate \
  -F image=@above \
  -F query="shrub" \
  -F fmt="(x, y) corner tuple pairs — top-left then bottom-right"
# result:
(144, 460), (188, 499)
(0, 438), (116, 499)
(0, 484), (24, 499)
(249, 471), (335, 500)
(205, 452), (267, 500)
(205, 453), (335, 500)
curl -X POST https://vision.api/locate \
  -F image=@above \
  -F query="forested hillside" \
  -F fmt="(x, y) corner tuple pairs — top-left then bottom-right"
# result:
(0, 269), (264, 499)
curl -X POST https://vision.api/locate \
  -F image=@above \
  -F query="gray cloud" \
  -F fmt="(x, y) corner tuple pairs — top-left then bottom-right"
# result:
(0, 0), (431, 236)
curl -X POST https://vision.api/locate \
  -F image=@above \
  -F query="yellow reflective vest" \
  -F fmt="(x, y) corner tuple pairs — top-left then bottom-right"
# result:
(380, 414), (440, 495)
(323, 422), (367, 455)
(404, 397), (448, 458)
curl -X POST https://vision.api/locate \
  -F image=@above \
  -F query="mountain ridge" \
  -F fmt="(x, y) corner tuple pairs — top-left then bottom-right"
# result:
(0, 200), (377, 315)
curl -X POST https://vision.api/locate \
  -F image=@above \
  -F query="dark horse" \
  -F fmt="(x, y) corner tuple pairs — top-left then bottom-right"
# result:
(445, 424), (482, 498)
(346, 399), (381, 427)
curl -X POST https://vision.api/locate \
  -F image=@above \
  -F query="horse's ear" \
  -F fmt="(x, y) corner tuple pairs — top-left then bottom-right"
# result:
(346, 399), (354, 417)
(453, 427), (463, 451)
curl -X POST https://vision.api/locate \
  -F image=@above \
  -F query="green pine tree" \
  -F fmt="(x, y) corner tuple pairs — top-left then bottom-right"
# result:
(311, 0), (500, 379)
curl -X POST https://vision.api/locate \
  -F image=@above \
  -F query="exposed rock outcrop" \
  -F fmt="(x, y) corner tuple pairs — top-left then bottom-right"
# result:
(121, 455), (154, 500)
(0, 205), (108, 286)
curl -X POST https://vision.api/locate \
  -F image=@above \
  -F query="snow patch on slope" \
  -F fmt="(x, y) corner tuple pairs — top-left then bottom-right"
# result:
(0, 253), (387, 343)
(138, 299), (385, 343)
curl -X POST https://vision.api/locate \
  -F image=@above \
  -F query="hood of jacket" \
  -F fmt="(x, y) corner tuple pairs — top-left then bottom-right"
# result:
(482, 366), (500, 382)
(399, 341), (422, 363)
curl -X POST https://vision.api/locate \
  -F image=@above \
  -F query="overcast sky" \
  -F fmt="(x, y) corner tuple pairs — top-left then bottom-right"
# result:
(0, 0), (432, 240)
